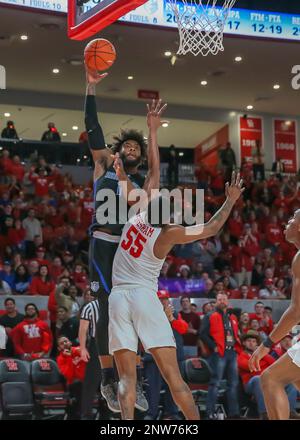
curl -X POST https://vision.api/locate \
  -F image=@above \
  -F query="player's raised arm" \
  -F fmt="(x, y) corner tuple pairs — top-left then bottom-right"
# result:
(163, 172), (244, 246)
(85, 68), (112, 170)
(143, 99), (168, 194)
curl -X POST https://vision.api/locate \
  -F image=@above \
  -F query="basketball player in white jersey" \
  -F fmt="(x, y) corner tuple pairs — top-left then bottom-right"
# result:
(249, 209), (300, 419)
(109, 171), (244, 420)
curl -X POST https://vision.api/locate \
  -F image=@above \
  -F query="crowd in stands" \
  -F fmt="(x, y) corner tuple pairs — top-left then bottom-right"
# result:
(1, 142), (300, 419)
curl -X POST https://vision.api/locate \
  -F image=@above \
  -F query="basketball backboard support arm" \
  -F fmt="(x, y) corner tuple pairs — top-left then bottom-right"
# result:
(68, 0), (149, 40)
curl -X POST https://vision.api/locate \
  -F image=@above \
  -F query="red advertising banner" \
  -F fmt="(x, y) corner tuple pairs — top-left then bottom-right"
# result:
(274, 120), (297, 173)
(240, 116), (263, 162)
(194, 125), (229, 171)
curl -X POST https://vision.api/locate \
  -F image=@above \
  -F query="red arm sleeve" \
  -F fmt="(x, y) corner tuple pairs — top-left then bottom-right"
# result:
(11, 324), (25, 355)
(171, 318), (189, 335)
(28, 278), (39, 295)
(237, 353), (251, 372)
(57, 354), (75, 384)
(47, 289), (57, 314)
(40, 323), (53, 354)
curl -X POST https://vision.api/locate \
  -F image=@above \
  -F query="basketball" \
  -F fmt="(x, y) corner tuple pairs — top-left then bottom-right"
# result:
(84, 38), (116, 72)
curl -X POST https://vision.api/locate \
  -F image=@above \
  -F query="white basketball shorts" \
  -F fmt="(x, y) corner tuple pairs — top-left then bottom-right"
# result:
(108, 286), (176, 354)
(287, 341), (300, 368)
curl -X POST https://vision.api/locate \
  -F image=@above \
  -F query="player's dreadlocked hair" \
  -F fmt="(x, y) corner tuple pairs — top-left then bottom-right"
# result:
(111, 129), (147, 162)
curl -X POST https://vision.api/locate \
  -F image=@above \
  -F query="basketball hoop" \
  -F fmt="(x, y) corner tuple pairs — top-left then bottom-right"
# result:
(168, 0), (237, 57)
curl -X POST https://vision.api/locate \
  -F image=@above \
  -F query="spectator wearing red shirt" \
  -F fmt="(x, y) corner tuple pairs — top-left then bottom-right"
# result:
(239, 312), (250, 334)
(232, 284), (258, 300)
(29, 167), (52, 198)
(230, 237), (253, 286)
(250, 221), (262, 242)
(179, 296), (201, 358)
(71, 263), (88, 290)
(50, 256), (64, 283)
(29, 264), (55, 296)
(45, 206), (65, 228)
(9, 155), (25, 182)
(65, 201), (80, 225)
(34, 246), (51, 268)
(238, 332), (275, 418)
(238, 332), (298, 419)
(7, 219), (26, 251)
(242, 224), (261, 256)
(0, 150), (13, 176)
(11, 303), (53, 360)
(265, 215), (285, 250)
(249, 302), (273, 335)
(273, 190), (297, 215)
(228, 209), (243, 239)
(79, 188), (94, 229)
(56, 336), (86, 419)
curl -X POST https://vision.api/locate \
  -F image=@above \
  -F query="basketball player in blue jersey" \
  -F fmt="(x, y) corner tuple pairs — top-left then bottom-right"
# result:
(84, 67), (167, 412)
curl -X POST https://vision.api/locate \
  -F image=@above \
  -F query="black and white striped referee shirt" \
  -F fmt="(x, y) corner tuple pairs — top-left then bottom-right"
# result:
(80, 300), (100, 338)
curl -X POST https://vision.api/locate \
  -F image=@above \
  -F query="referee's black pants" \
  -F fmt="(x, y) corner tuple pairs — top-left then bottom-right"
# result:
(81, 337), (102, 419)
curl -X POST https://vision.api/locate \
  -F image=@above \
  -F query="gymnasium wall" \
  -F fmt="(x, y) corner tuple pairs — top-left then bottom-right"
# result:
(2, 89), (300, 171)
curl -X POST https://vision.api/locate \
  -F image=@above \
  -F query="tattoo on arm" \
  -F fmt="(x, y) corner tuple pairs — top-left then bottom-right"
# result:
(207, 198), (235, 232)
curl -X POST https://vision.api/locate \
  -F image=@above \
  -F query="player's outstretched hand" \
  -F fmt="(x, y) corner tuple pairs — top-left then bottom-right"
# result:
(86, 68), (108, 85)
(249, 344), (271, 373)
(111, 152), (125, 180)
(225, 171), (245, 203)
(147, 99), (168, 131)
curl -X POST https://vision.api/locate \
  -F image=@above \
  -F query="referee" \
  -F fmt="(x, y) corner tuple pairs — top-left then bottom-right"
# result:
(79, 298), (101, 420)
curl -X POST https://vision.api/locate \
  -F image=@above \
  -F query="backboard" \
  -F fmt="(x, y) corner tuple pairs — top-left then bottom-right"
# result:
(68, 0), (149, 40)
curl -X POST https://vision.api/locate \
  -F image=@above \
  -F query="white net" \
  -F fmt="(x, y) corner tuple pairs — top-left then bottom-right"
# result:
(168, 0), (237, 56)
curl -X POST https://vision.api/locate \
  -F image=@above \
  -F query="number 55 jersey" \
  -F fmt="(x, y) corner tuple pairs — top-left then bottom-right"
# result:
(112, 211), (164, 291)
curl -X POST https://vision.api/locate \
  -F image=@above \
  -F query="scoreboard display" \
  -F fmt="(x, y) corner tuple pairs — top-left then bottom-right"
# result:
(1, 0), (300, 42)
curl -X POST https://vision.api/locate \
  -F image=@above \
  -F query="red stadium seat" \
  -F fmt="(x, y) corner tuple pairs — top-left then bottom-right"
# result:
(30, 358), (70, 420)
